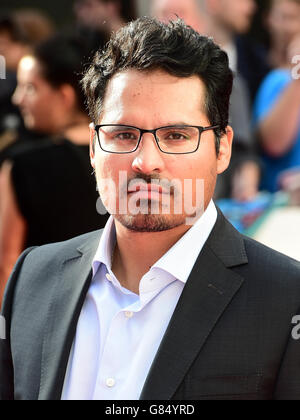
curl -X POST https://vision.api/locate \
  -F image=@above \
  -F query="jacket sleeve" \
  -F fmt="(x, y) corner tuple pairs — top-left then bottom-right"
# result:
(0, 247), (36, 400)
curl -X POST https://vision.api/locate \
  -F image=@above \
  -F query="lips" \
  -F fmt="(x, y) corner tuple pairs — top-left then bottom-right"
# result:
(128, 180), (175, 197)
(128, 183), (166, 194)
(127, 182), (171, 202)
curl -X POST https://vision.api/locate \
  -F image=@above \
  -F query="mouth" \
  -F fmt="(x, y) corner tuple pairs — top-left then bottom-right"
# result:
(127, 183), (170, 201)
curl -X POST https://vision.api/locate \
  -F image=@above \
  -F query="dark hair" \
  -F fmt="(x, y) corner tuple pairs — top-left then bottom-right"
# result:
(33, 31), (107, 115)
(82, 17), (233, 151)
(0, 10), (54, 45)
(75, 0), (137, 22)
(0, 16), (26, 42)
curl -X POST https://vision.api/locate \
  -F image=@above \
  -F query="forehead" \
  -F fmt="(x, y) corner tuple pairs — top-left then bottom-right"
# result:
(99, 69), (207, 124)
(18, 56), (39, 77)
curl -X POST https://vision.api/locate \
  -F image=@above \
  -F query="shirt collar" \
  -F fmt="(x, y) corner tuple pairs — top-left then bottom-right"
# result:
(152, 200), (217, 283)
(92, 200), (217, 283)
(92, 215), (116, 277)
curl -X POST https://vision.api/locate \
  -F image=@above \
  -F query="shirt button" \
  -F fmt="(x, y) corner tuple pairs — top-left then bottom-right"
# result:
(106, 273), (113, 282)
(106, 378), (116, 388)
(125, 311), (134, 319)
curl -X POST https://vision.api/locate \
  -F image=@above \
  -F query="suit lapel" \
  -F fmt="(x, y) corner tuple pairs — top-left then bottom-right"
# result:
(38, 231), (102, 400)
(140, 211), (248, 400)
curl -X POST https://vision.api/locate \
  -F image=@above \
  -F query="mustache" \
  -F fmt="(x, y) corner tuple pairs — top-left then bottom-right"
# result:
(120, 174), (178, 196)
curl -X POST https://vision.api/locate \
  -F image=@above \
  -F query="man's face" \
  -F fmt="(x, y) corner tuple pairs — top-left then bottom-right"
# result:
(90, 69), (232, 232)
(209, 0), (257, 34)
(152, 0), (204, 33)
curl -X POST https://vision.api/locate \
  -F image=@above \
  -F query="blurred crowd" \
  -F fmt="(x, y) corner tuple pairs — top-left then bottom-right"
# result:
(0, 0), (300, 300)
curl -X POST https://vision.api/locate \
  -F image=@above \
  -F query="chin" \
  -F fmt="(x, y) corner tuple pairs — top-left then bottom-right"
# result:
(114, 213), (187, 233)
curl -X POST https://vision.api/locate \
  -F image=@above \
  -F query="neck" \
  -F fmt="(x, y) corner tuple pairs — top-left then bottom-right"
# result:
(62, 115), (90, 145)
(111, 220), (191, 295)
(269, 42), (290, 68)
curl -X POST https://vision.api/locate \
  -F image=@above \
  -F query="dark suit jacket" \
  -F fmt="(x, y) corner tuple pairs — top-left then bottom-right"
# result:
(1, 210), (300, 400)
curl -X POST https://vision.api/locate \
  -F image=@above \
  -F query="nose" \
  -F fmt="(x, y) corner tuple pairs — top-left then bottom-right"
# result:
(12, 85), (25, 107)
(131, 133), (165, 175)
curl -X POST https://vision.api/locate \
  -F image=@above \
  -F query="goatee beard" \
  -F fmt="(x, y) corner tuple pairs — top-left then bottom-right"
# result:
(114, 213), (186, 233)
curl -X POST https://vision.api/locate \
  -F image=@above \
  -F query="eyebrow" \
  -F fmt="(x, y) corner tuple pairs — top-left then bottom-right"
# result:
(102, 121), (193, 127)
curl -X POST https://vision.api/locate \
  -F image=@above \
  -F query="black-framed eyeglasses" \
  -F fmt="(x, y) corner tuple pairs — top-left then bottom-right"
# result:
(94, 124), (219, 155)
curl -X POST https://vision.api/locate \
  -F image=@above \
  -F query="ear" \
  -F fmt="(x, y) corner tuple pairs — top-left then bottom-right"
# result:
(89, 123), (96, 169)
(59, 84), (77, 110)
(216, 126), (234, 175)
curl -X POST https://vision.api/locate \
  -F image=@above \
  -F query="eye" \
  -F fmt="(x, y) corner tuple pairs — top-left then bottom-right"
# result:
(163, 130), (190, 141)
(166, 132), (188, 140)
(25, 83), (37, 95)
(114, 132), (138, 141)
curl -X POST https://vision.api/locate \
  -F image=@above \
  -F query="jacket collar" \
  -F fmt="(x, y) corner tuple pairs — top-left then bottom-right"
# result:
(38, 209), (247, 400)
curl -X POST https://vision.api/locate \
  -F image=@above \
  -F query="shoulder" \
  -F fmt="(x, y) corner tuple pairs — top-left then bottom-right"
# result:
(235, 233), (300, 313)
(211, 209), (300, 285)
(19, 229), (102, 267)
(213, 211), (300, 316)
(9, 138), (73, 167)
(2, 229), (102, 303)
(243, 234), (300, 275)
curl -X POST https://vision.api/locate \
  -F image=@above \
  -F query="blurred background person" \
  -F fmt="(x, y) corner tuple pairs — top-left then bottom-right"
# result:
(0, 10), (55, 163)
(151, 0), (261, 202)
(0, 10), (54, 73)
(202, 0), (270, 103)
(73, 0), (137, 33)
(267, 0), (300, 67)
(153, 0), (270, 103)
(253, 0), (300, 193)
(0, 32), (108, 302)
(152, 0), (205, 33)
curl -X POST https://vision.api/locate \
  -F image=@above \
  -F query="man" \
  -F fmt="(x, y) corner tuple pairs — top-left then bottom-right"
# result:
(1, 17), (300, 401)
